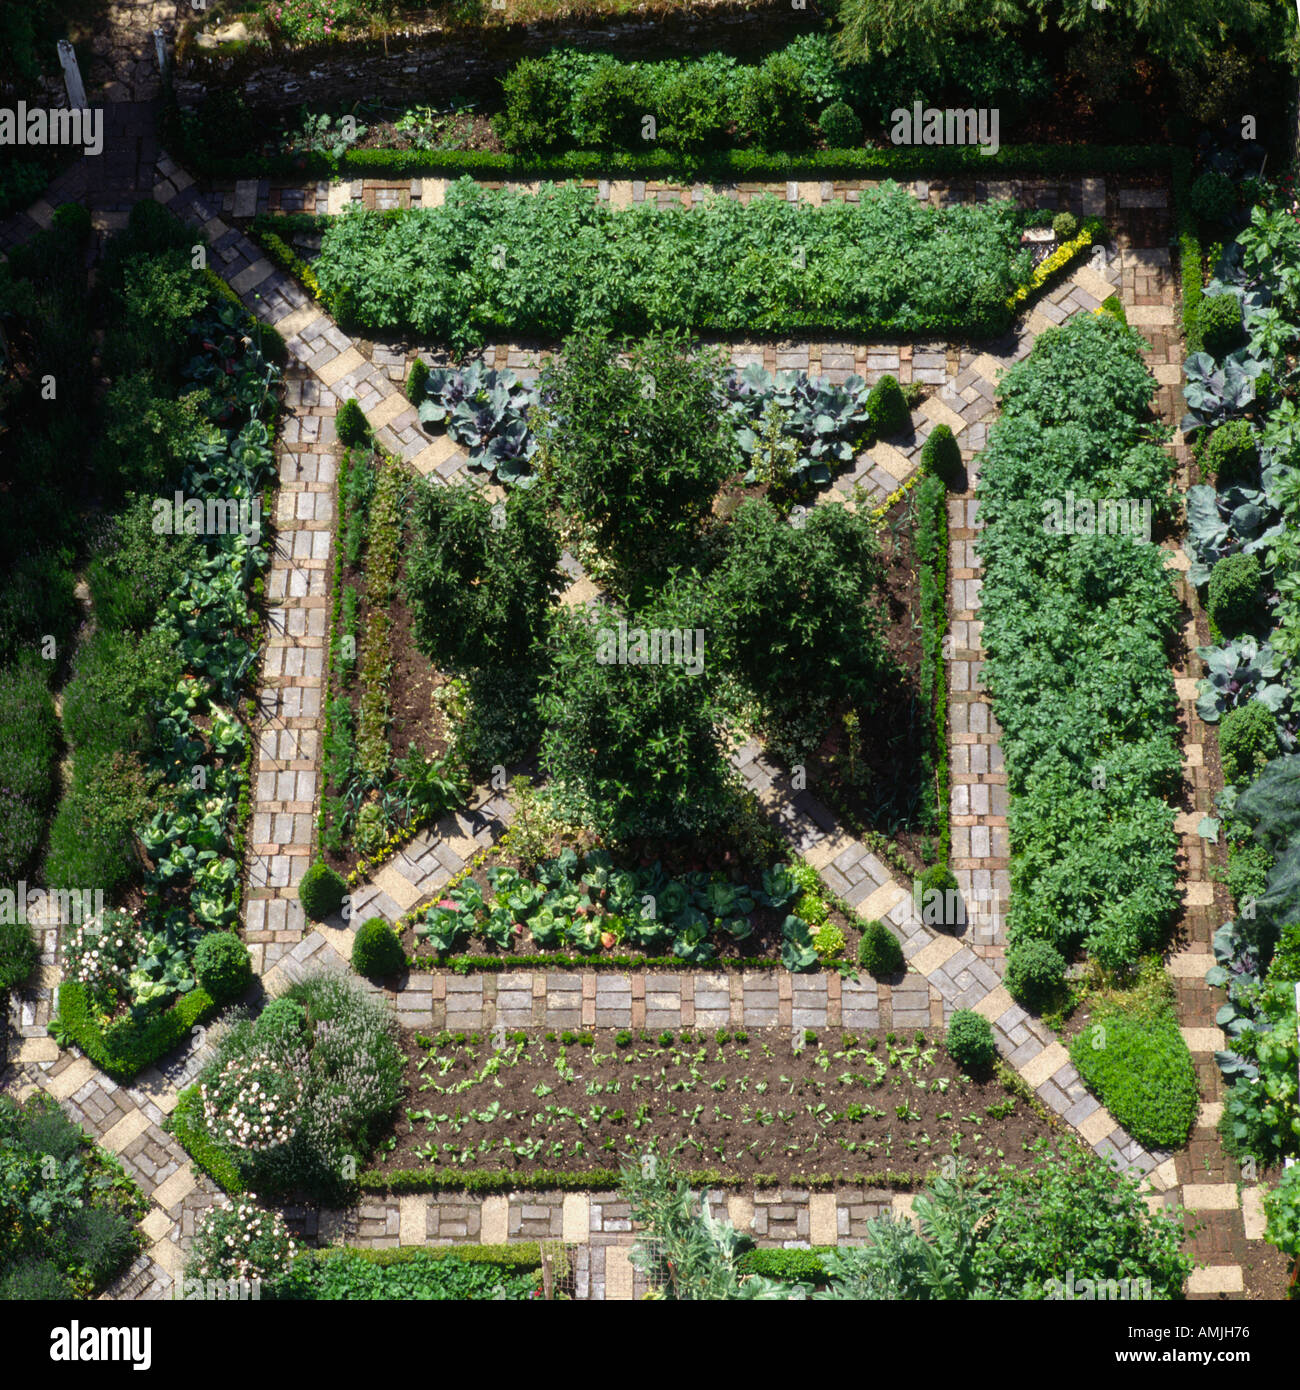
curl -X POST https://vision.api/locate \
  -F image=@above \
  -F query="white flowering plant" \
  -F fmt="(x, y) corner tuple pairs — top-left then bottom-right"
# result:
(199, 1051), (304, 1152)
(185, 1200), (299, 1286)
(61, 908), (142, 1011)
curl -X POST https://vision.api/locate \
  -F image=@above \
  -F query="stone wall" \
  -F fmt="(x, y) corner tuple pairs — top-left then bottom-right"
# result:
(173, 0), (822, 113)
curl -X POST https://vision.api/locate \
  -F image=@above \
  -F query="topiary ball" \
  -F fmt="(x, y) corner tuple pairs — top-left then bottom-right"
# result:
(193, 931), (252, 1003)
(1218, 698), (1278, 786)
(1197, 293), (1245, 359)
(254, 997), (308, 1045)
(857, 918), (904, 976)
(1206, 551), (1261, 637)
(818, 101), (863, 148)
(921, 423), (962, 487)
(298, 860), (347, 921)
(335, 398), (371, 447)
(1200, 419), (1257, 489)
(1004, 937), (1067, 1011)
(51, 202), (92, 239)
(352, 917), (406, 979)
(945, 1009), (996, 1070)
(1189, 169), (1236, 225)
(1051, 211), (1079, 240)
(866, 374), (910, 437)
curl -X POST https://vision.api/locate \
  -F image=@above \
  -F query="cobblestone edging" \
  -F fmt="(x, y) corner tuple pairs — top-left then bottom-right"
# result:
(0, 163), (1261, 1298)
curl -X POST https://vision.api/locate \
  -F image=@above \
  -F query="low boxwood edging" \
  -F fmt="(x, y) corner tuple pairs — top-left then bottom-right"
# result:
(54, 982), (218, 1082)
(306, 1242), (545, 1270)
(182, 141), (1176, 184)
(414, 952), (840, 974)
(168, 1084), (244, 1196)
(361, 1167), (920, 1194)
(1171, 148), (1204, 352)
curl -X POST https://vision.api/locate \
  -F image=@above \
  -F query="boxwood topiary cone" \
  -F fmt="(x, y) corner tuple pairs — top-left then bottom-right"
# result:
(945, 1008), (995, 1071)
(866, 373), (910, 437)
(335, 397), (371, 448)
(299, 860), (347, 921)
(405, 357), (430, 405)
(921, 423), (962, 487)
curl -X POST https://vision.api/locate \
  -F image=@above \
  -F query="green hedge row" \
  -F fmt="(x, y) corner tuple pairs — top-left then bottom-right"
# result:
(1171, 148), (1204, 353)
(915, 472), (952, 861)
(361, 1167), (920, 1193)
(181, 141), (1174, 183)
(168, 1084), (244, 1195)
(307, 1242), (545, 1270)
(419, 952), (815, 973)
(55, 981), (217, 1082)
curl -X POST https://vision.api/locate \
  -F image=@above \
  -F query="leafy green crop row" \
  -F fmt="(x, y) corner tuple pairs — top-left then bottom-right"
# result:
(311, 179), (1030, 348)
(977, 311), (1180, 971)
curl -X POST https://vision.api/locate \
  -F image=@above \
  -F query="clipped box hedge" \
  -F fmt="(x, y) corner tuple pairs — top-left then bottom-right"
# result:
(55, 981), (217, 1082)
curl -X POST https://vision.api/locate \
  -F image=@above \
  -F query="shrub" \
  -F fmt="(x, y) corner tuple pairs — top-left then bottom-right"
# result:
(194, 932), (252, 1003)
(352, 917), (406, 978)
(1200, 418), (1257, 487)
(186, 1201), (299, 1286)
(1070, 1004), (1198, 1149)
(87, 493), (202, 633)
(61, 627), (179, 760)
(1218, 698), (1278, 786)
(921, 422), (962, 487)
(495, 55), (572, 153)
(1197, 292), (1245, 358)
(735, 49), (813, 149)
(0, 917), (37, 991)
(857, 919), (904, 976)
(536, 329), (737, 573)
(335, 397), (370, 447)
(812, 923), (846, 962)
(866, 374), (910, 436)
(656, 65), (729, 153)
(0, 1258), (76, 1300)
(945, 1009), (996, 1071)
(298, 861), (347, 921)
(1051, 211), (1079, 240)
(255, 997), (309, 1046)
(818, 101), (862, 147)
(43, 750), (158, 899)
(709, 498), (890, 753)
(1206, 551), (1261, 636)
(917, 864), (962, 929)
(405, 357), (429, 404)
(1099, 294), (1128, 325)
(0, 660), (59, 882)
(1004, 938), (1067, 1011)
(1190, 169), (1236, 224)
(50, 201), (92, 238)
(571, 58), (651, 149)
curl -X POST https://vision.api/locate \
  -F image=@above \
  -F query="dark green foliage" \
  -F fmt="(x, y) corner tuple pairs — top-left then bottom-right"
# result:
(1268, 918), (1300, 983)
(709, 499), (890, 751)
(978, 312), (1180, 970)
(1197, 292), (1245, 358)
(0, 659), (59, 882)
(86, 495), (203, 633)
(1051, 211), (1078, 240)
(866, 374), (910, 436)
(406, 480), (562, 673)
(1206, 551), (1261, 636)
(536, 330), (737, 574)
(0, 918), (38, 992)
(50, 202), (92, 239)
(570, 58), (652, 149)
(1190, 169), (1236, 224)
(1221, 979), (1298, 1163)
(1218, 698), (1278, 786)
(737, 1247), (832, 1283)
(735, 48), (814, 149)
(915, 474), (951, 854)
(43, 751), (159, 899)
(945, 1009), (996, 1070)
(495, 55), (574, 152)
(1004, 938), (1067, 1011)
(538, 590), (734, 841)
(314, 181), (1026, 347)
(405, 357), (430, 404)
(1070, 1003), (1198, 1149)
(1099, 294), (1128, 325)
(818, 101), (863, 147)
(1200, 418), (1257, 487)
(276, 1247), (540, 1300)
(193, 932), (252, 1003)
(352, 917), (406, 979)
(255, 997), (309, 1045)
(921, 422), (962, 486)
(56, 983), (217, 1082)
(60, 627), (180, 761)
(0, 1091), (144, 1296)
(655, 64), (730, 154)
(95, 373), (215, 496)
(103, 248), (210, 380)
(857, 919), (904, 976)
(298, 861), (347, 921)
(335, 397), (370, 446)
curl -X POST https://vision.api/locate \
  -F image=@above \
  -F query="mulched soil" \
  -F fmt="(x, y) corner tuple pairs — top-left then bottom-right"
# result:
(374, 1025), (1061, 1182)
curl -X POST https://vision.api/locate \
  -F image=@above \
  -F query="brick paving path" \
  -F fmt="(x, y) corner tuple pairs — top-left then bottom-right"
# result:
(0, 163), (1271, 1297)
